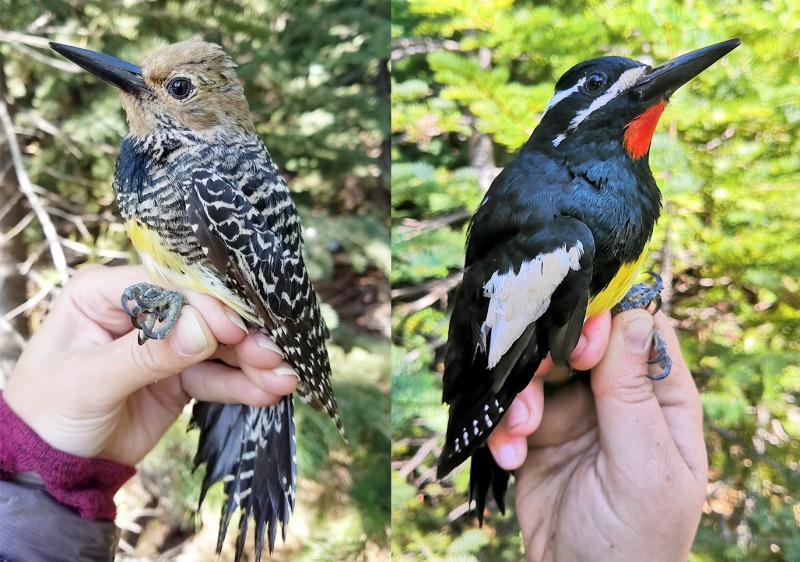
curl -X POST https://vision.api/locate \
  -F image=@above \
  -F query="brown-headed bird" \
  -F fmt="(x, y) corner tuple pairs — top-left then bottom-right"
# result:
(50, 40), (344, 560)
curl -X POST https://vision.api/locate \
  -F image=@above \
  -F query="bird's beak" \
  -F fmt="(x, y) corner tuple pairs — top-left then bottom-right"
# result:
(632, 38), (741, 101)
(49, 42), (151, 97)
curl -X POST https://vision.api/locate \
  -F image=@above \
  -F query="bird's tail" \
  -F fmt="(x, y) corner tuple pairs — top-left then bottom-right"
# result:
(469, 445), (509, 525)
(191, 395), (296, 562)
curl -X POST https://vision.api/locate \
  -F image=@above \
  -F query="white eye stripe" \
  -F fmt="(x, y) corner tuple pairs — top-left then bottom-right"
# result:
(566, 66), (647, 134)
(542, 77), (586, 118)
(550, 66), (647, 147)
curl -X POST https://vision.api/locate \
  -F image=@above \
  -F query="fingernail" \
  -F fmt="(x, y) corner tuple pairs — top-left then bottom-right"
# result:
(273, 365), (300, 381)
(505, 398), (529, 429)
(254, 331), (284, 358)
(623, 313), (653, 354)
(172, 309), (211, 356)
(494, 443), (518, 469)
(226, 309), (248, 334)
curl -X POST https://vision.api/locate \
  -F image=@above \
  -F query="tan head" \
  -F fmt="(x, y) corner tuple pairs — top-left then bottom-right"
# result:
(50, 40), (255, 138)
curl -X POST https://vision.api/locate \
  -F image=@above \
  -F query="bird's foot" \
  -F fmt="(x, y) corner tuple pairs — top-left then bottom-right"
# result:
(121, 282), (187, 345)
(647, 330), (672, 380)
(612, 270), (663, 315)
(612, 271), (671, 380)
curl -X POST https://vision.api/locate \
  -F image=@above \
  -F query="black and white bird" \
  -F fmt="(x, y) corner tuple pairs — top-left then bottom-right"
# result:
(437, 39), (740, 519)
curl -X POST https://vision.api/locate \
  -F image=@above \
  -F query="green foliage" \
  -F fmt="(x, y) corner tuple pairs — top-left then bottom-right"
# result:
(3, 0), (389, 559)
(392, 0), (800, 560)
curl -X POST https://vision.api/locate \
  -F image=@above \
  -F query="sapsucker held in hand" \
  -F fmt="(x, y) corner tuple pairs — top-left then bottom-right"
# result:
(438, 39), (740, 520)
(50, 40), (345, 560)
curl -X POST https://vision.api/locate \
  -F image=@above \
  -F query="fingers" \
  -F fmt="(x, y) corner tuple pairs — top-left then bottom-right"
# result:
(59, 265), (249, 347)
(210, 331), (297, 400)
(537, 312), (611, 382)
(488, 379), (545, 470)
(488, 312), (612, 469)
(648, 313), (707, 480)
(569, 312), (611, 371)
(213, 331), (285, 369)
(176, 288), (250, 346)
(77, 305), (219, 401)
(591, 309), (701, 484)
(181, 357), (298, 407)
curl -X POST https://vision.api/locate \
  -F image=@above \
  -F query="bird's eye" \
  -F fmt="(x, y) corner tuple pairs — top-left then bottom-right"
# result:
(167, 77), (194, 100)
(585, 72), (607, 94)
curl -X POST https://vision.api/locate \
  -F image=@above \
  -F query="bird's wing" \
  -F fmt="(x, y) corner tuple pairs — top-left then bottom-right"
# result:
(183, 167), (342, 557)
(185, 169), (312, 320)
(184, 168), (337, 416)
(439, 216), (595, 475)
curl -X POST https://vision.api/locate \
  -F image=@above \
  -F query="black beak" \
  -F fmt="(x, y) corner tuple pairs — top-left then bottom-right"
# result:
(632, 38), (741, 101)
(49, 42), (150, 97)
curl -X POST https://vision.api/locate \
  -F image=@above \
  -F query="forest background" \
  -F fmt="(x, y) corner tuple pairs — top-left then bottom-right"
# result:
(391, 1), (800, 561)
(2, 0), (800, 560)
(1, 0), (390, 560)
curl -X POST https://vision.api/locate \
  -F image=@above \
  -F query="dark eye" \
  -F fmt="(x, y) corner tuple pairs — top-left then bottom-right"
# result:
(585, 72), (607, 94)
(167, 77), (193, 100)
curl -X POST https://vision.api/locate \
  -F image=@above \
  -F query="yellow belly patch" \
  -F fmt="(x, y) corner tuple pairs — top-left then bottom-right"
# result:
(125, 221), (261, 325)
(585, 248), (648, 318)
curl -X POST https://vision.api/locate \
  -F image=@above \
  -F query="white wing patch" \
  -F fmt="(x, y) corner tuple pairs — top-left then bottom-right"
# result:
(480, 242), (584, 369)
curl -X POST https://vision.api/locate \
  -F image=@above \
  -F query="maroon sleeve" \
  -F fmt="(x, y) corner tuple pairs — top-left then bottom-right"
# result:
(0, 390), (136, 520)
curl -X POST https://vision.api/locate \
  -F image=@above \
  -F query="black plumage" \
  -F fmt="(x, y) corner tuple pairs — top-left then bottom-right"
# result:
(438, 40), (740, 519)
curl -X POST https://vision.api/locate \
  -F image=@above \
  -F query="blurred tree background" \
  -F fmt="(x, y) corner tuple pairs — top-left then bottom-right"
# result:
(0, 0), (389, 560)
(391, 0), (799, 561)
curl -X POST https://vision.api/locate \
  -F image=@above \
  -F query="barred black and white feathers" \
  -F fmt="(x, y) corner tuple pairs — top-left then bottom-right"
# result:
(50, 40), (345, 561)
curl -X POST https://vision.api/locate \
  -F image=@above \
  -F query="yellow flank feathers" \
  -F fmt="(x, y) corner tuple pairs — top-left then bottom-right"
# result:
(125, 220), (261, 325)
(585, 248), (648, 318)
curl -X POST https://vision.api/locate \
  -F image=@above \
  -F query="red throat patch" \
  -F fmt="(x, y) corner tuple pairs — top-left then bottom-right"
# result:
(623, 99), (667, 160)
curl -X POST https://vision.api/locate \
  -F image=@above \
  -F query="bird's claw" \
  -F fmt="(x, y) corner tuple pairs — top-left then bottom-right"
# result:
(612, 270), (663, 315)
(120, 282), (187, 345)
(611, 271), (671, 380)
(646, 330), (672, 380)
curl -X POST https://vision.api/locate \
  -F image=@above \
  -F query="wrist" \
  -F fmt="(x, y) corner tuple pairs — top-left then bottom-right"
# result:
(0, 390), (135, 520)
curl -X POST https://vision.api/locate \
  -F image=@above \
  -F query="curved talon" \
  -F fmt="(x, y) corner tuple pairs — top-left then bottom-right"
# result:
(646, 330), (672, 380)
(141, 318), (165, 341)
(119, 282), (187, 345)
(650, 293), (662, 315)
(121, 289), (141, 317)
(646, 347), (668, 365)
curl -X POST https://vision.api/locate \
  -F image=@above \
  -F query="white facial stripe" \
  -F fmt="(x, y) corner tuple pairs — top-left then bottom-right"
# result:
(479, 242), (584, 369)
(568, 67), (646, 132)
(542, 77), (586, 118)
(551, 66), (647, 147)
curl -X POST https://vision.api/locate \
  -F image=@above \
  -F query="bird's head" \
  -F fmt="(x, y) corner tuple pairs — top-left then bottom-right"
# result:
(50, 40), (255, 139)
(532, 39), (740, 161)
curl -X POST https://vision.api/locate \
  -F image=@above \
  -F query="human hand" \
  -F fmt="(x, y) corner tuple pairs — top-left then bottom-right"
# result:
(489, 310), (707, 562)
(4, 265), (297, 467)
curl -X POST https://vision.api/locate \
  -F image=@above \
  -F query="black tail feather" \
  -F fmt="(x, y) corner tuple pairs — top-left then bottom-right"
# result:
(469, 445), (509, 524)
(190, 395), (296, 562)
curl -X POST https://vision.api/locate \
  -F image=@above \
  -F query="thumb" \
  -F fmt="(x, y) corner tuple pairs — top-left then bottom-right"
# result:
(81, 306), (219, 400)
(591, 308), (674, 470)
